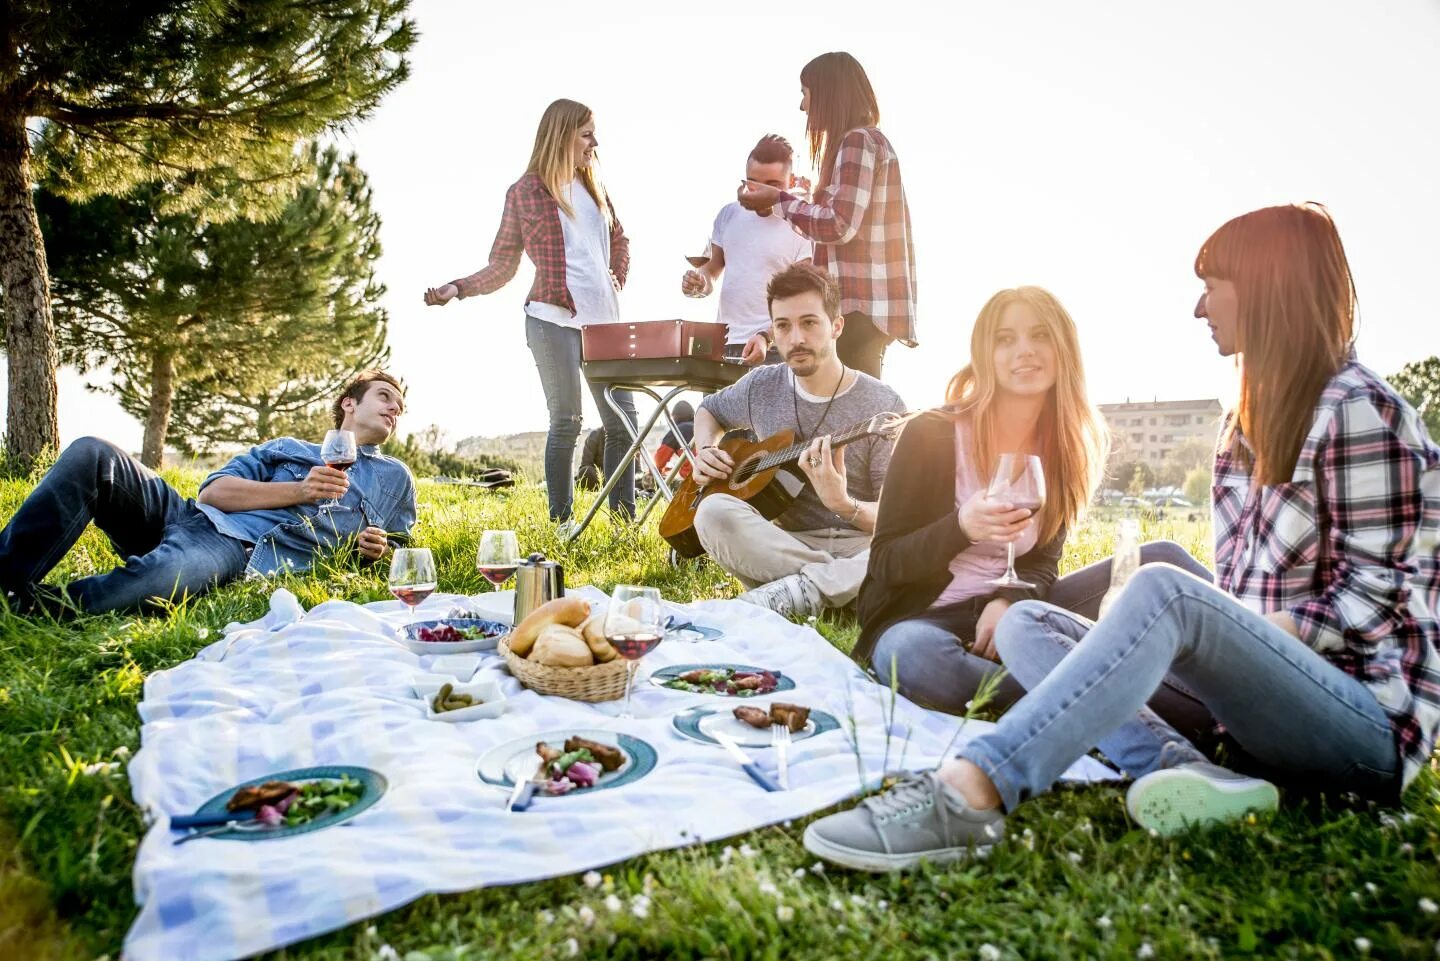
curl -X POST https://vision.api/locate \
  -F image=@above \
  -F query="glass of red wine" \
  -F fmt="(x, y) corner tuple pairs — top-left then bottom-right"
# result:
(475, 530), (520, 592)
(603, 585), (664, 720)
(388, 547), (437, 628)
(986, 453), (1046, 589)
(319, 429), (358, 510)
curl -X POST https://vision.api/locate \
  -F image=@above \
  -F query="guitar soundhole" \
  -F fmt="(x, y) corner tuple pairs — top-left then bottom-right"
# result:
(729, 454), (763, 490)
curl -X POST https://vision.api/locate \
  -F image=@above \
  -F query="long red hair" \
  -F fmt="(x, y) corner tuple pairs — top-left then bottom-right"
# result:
(1195, 203), (1357, 485)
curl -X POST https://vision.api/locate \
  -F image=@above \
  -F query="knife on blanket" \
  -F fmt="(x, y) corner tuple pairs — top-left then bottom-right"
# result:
(170, 809), (259, 829)
(713, 732), (781, 793)
(505, 776), (543, 813)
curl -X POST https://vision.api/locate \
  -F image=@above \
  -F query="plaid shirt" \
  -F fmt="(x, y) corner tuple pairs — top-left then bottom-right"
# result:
(775, 127), (917, 346)
(1213, 359), (1440, 787)
(450, 173), (629, 315)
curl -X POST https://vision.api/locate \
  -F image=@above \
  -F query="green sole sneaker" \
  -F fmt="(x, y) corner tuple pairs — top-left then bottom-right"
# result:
(1126, 764), (1279, 836)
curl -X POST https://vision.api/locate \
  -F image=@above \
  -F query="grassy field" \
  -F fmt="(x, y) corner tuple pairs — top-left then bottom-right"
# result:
(2, 471), (1438, 960)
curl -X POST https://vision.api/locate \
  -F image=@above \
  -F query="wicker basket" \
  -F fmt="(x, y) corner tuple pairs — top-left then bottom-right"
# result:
(498, 635), (630, 702)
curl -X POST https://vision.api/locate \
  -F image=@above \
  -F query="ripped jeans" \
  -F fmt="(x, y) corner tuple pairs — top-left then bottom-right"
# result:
(526, 314), (637, 521)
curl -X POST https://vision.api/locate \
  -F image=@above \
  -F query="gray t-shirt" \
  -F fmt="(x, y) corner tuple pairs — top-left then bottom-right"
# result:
(699, 364), (905, 532)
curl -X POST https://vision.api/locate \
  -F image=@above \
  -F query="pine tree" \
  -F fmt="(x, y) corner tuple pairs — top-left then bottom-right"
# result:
(41, 144), (390, 466)
(0, 0), (414, 468)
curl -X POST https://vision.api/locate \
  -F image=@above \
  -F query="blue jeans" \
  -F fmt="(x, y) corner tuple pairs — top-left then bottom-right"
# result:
(0, 437), (251, 614)
(957, 564), (1401, 811)
(871, 541), (1216, 741)
(525, 316), (637, 521)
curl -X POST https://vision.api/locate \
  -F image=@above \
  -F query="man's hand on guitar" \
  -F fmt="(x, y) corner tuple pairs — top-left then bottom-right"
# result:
(692, 444), (735, 486)
(958, 489), (1034, 543)
(798, 436), (849, 511)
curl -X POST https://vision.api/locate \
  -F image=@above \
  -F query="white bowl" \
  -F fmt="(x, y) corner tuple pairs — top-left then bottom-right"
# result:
(414, 679), (506, 723)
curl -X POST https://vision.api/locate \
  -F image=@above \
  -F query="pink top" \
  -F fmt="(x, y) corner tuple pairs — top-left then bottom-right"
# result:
(930, 419), (1040, 608)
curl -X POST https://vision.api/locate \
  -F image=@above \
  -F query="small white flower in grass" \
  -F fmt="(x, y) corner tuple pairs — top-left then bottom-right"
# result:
(776, 904), (795, 922)
(1080, 820), (1093, 834)
(1351, 890), (1363, 903)
(196, 627), (210, 640)
(983, 823), (1001, 839)
(850, 894), (867, 906)
(1067, 851), (1083, 864)
(1404, 812), (1417, 824)
(1148, 828), (1160, 838)
(720, 845), (734, 863)
(810, 862), (826, 876)
(783, 820), (793, 828)
(376, 946), (399, 961)
(830, 898), (844, 911)
(604, 894), (623, 913)
(759, 880), (779, 897)
(792, 868), (807, 879)
(112, 745), (132, 760)
(1096, 915), (1112, 930)
(979, 944), (1002, 961)
(1140, 904), (1151, 914)
(1137, 943), (1155, 959)
(631, 895), (651, 919)
(1365, 882), (1379, 896)
(1177, 904), (1189, 916)
(1422, 897), (1439, 915)
(83, 762), (119, 777)
(365, 927), (377, 939)
(1402, 843), (1415, 855)
(583, 870), (602, 889)
(538, 910), (556, 925)
(877, 900), (889, 911)
(578, 905), (596, 928)
(565, 938), (579, 958)
(1354, 936), (1371, 954)
(739, 843), (758, 859)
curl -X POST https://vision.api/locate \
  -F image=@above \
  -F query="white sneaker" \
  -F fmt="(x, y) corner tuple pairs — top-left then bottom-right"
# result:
(1126, 761), (1278, 836)
(737, 573), (825, 618)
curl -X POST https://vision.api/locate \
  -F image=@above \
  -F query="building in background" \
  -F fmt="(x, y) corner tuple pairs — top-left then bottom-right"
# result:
(1099, 398), (1223, 466)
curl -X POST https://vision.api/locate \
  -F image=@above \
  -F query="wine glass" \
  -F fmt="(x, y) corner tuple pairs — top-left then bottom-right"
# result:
(319, 429), (358, 509)
(986, 454), (1046, 589)
(476, 530), (521, 591)
(388, 547), (437, 628)
(603, 585), (664, 719)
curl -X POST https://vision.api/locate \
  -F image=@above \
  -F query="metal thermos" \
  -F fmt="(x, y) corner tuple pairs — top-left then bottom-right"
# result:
(513, 552), (564, 623)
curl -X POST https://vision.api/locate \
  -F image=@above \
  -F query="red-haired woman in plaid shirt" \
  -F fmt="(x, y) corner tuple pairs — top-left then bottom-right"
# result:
(424, 99), (636, 524)
(804, 203), (1440, 872)
(737, 53), (916, 380)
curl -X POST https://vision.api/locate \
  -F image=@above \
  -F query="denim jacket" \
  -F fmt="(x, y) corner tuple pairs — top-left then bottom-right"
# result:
(197, 437), (418, 577)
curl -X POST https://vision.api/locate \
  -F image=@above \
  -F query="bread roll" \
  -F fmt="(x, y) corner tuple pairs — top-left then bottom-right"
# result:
(531, 624), (594, 667)
(509, 596), (590, 657)
(578, 614), (619, 663)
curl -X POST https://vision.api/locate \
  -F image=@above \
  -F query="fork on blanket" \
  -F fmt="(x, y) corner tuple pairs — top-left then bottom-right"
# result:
(771, 722), (792, 790)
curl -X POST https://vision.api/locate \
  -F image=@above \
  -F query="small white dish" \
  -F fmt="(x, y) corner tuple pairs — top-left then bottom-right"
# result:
(426, 654), (483, 680)
(415, 679), (506, 723)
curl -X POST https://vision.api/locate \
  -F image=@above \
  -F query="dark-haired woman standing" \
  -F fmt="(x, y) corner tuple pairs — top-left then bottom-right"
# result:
(737, 52), (916, 379)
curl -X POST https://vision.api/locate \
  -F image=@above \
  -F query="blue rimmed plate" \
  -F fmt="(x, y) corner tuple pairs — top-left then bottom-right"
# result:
(401, 618), (509, 654)
(190, 765), (386, 841)
(648, 663), (796, 697)
(665, 622), (724, 643)
(475, 729), (657, 795)
(672, 705), (841, 747)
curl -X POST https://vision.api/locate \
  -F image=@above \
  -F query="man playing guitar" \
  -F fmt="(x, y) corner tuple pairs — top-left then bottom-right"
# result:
(691, 263), (905, 618)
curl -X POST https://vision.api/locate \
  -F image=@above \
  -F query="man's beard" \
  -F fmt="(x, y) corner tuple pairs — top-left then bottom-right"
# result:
(785, 345), (828, 377)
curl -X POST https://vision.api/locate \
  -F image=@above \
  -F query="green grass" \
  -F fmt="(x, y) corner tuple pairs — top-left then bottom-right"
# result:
(2, 473), (1439, 960)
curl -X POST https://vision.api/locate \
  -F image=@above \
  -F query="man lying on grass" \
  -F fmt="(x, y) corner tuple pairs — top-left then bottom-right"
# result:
(0, 369), (416, 616)
(804, 204), (1440, 871)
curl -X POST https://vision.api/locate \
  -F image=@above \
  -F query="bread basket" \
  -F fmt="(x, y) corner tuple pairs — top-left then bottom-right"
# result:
(498, 635), (630, 702)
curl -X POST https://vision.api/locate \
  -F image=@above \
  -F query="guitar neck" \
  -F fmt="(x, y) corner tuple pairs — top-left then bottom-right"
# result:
(756, 421), (878, 473)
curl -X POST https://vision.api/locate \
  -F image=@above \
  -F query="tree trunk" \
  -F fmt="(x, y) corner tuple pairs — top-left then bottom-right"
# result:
(254, 392), (271, 440)
(0, 106), (59, 470)
(141, 348), (175, 468)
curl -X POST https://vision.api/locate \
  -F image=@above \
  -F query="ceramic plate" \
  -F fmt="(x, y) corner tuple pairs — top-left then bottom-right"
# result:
(189, 765), (386, 841)
(648, 663), (796, 697)
(671, 705), (840, 747)
(665, 622), (724, 643)
(475, 729), (656, 795)
(400, 618), (509, 654)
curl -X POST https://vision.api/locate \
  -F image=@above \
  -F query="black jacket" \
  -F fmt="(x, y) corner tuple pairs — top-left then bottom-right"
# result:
(853, 410), (1066, 667)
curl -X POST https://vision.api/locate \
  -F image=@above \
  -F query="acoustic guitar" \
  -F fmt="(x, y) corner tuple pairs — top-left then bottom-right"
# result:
(658, 412), (905, 558)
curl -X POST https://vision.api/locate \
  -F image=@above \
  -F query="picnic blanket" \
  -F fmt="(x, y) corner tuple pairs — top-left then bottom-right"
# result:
(125, 587), (1118, 961)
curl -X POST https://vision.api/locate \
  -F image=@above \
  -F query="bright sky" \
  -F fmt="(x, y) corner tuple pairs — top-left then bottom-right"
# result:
(20, 0), (1440, 451)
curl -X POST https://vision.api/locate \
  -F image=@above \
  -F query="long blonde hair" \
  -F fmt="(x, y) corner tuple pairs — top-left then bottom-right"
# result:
(525, 98), (612, 227)
(1195, 203), (1356, 485)
(944, 287), (1108, 544)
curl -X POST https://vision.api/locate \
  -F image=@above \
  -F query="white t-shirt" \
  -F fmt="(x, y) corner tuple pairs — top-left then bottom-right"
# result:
(709, 202), (813, 344)
(528, 181), (622, 329)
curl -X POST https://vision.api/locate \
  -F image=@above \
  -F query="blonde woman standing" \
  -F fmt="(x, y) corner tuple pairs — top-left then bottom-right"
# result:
(425, 99), (636, 523)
